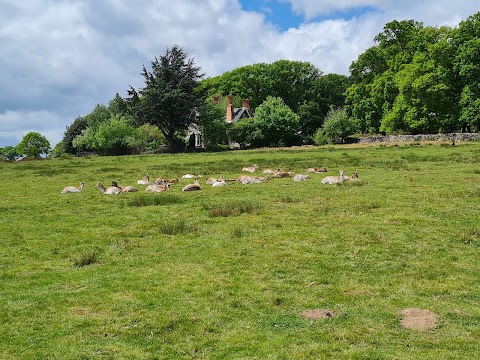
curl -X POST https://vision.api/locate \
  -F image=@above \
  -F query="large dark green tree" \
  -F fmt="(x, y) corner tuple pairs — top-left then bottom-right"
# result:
(127, 45), (204, 152)
(61, 116), (88, 154)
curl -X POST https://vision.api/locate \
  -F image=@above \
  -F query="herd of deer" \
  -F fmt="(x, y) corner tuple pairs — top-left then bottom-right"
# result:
(60, 165), (359, 195)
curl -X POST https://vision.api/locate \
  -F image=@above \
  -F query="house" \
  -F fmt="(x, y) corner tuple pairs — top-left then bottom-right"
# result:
(225, 95), (254, 124)
(187, 95), (254, 149)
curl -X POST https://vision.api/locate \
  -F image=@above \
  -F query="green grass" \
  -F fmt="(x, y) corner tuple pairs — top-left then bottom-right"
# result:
(1, 143), (479, 359)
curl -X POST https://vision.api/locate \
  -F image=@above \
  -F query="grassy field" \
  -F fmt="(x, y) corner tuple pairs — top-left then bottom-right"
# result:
(0, 142), (479, 359)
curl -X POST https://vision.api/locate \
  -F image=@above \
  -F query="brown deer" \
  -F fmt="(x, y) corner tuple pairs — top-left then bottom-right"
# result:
(306, 167), (327, 173)
(182, 180), (201, 191)
(110, 181), (138, 192)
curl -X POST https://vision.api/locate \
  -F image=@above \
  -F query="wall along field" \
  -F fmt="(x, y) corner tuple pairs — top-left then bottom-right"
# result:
(0, 143), (479, 359)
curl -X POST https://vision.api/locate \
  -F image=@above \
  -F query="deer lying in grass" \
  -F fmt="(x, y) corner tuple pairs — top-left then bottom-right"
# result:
(61, 182), (85, 193)
(206, 175), (225, 185)
(182, 173), (201, 179)
(95, 182), (122, 194)
(110, 181), (138, 192)
(154, 177), (178, 185)
(137, 175), (150, 185)
(145, 183), (170, 192)
(345, 170), (359, 181)
(293, 174), (310, 182)
(242, 164), (259, 173)
(182, 180), (201, 191)
(263, 168), (280, 175)
(238, 175), (269, 185)
(210, 176), (227, 187)
(306, 167), (327, 173)
(273, 171), (293, 178)
(321, 170), (346, 185)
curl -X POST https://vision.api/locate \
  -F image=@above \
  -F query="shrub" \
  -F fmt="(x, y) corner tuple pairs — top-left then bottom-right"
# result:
(322, 108), (358, 144)
(74, 249), (99, 267)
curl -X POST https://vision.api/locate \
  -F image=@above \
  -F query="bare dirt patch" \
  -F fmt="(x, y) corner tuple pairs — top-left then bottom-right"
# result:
(399, 308), (439, 331)
(301, 309), (337, 320)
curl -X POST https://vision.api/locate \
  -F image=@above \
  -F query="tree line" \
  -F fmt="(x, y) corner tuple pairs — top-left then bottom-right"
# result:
(2, 12), (479, 159)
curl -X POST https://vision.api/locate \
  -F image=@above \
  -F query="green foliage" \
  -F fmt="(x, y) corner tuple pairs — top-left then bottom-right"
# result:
(73, 249), (99, 267)
(231, 96), (301, 148)
(197, 98), (228, 148)
(61, 116), (88, 154)
(135, 123), (166, 152)
(73, 115), (137, 155)
(16, 131), (51, 158)
(313, 128), (328, 145)
(454, 13), (480, 131)
(200, 60), (321, 113)
(127, 45), (204, 152)
(0, 145), (18, 160)
(49, 141), (66, 158)
(346, 18), (466, 134)
(322, 108), (358, 144)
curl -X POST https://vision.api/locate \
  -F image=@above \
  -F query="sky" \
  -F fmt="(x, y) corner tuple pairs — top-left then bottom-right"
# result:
(0, 0), (479, 149)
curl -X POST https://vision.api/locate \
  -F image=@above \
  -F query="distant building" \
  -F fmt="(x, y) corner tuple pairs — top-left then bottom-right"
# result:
(187, 95), (254, 149)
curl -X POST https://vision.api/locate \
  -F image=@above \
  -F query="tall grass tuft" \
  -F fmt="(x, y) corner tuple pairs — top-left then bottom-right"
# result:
(127, 194), (184, 207)
(73, 249), (99, 267)
(203, 200), (260, 217)
(158, 220), (197, 235)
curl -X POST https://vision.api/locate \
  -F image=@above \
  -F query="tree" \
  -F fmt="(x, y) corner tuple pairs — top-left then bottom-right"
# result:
(231, 96), (301, 148)
(322, 108), (358, 144)
(0, 146), (18, 160)
(298, 73), (350, 138)
(135, 124), (166, 152)
(197, 98), (228, 149)
(453, 12), (480, 131)
(16, 132), (51, 158)
(73, 115), (137, 156)
(61, 116), (88, 154)
(199, 60), (323, 113)
(127, 45), (204, 152)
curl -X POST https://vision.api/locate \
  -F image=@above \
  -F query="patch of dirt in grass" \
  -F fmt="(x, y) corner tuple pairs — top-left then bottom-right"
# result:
(301, 309), (337, 319)
(399, 308), (439, 331)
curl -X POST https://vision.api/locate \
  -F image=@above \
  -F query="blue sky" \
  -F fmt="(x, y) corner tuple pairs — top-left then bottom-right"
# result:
(0, 0), (479, 149)
(240, 0), (378, 30)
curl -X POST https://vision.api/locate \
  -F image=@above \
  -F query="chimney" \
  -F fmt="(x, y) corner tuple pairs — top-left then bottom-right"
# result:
(242, 99), (250, 109)
(226, 95), (234, 122)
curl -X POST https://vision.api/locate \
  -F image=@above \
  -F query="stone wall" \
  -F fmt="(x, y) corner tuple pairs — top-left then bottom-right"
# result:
(358, 133), (480, 144)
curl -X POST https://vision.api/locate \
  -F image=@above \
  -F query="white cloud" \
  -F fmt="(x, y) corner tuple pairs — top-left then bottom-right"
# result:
(0, 0), (479, 148)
